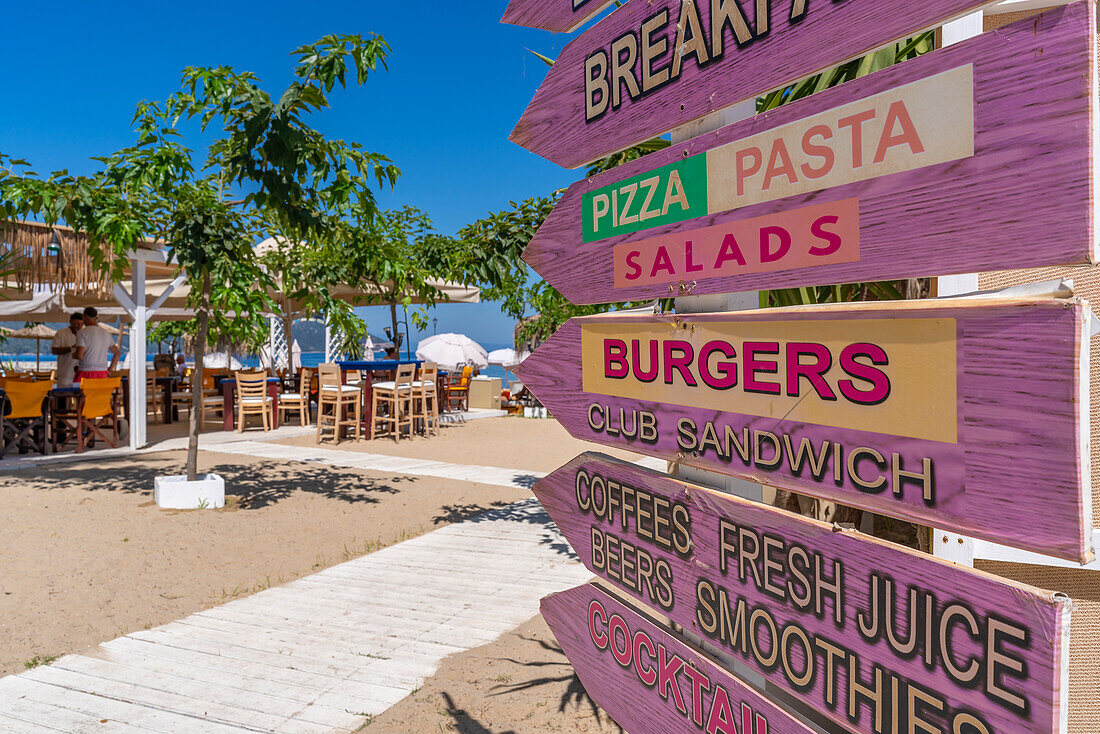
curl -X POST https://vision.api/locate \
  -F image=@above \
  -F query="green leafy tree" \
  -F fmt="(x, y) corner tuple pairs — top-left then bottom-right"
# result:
(342, 205), (457, 346)
(1, 33), (396, 480)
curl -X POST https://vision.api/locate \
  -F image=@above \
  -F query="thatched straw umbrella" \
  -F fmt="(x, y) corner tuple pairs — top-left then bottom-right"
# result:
(7, 323), (57, 370)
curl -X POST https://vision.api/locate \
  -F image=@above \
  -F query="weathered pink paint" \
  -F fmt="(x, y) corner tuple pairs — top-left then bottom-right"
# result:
(514, 299), (1092, 562)
(537, 454), (1071, 734)
(611, 198), (862, 289)
(512, 0), (1020, 168)
(542, 583), (818, 734)
(500, 0), (625, 34)
(523, 5), (1097, 304)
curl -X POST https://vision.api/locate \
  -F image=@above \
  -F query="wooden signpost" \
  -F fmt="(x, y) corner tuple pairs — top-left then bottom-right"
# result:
(542, 583), (820, 734)
(514, 298), (1093, 562)
(522, 7), (1097, 305)
(537, 453), (1072, 734)
(500, 0), (625, 34)
(506, 0), (1092, 730)
(511, 0), (1019, 169)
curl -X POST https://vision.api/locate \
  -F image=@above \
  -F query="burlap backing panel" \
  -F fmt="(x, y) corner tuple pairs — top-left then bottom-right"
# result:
(976, 562), (1100, 734)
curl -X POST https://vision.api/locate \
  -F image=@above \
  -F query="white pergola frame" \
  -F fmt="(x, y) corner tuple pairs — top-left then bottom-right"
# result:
(111, 249), (186, 450)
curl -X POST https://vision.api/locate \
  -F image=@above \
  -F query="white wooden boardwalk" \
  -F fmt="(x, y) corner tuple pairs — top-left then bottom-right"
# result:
(207, 440), (548, 490)
(0, 499), (592, 733)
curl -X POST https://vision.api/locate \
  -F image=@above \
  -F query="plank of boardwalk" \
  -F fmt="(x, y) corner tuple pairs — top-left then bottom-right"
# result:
(0, 498), (588, 732)
(0, 675), (253, 734)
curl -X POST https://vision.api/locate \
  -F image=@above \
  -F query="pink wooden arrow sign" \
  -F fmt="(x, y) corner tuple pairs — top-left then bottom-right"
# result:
(543, 583), (819, 734)
(511, 0), (1021, 168)
(501, 0), (625, 34)
(514, 298), (1093, 562)
(537, 453), (1072, 734)
(523, 4), (1097, 304)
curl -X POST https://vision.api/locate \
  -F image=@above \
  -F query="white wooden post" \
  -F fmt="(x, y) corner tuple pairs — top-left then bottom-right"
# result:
(670, 98), (763, 505)
(930, 10), (984, 566)
(665, 95), (780, 699)
(128, 258), (147, 450)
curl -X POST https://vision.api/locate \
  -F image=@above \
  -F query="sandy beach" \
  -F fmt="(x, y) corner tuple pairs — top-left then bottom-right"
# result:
(0, 425), (564, 677)
(273, 413), (646, 474)
(0, 415), (621, 732)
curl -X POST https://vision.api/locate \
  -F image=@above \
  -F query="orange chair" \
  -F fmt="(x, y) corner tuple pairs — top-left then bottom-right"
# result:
(445, 366), (473, 412)
(76, 377), (122, 452)
(0, 380), (53, 457)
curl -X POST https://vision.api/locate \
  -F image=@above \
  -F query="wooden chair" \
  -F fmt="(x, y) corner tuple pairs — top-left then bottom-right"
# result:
(0, 381), (53, 457)
(199, 371), (224, 429)
(317, 363), (360, 444)
(234, 371), (272, 433)
(171, 375), (193, 420)
(412, 363), (439, 436)
(278, 368), (313, 427)
(371, 363), (415, 442)
(145, 372), (163, 424)
(75, 377), (122, 452)
(445, 366), (473, 412)
(31, 370), (56, 382)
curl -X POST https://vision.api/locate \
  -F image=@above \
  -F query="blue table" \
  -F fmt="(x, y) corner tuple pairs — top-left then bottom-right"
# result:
(336, 360), (422, 372)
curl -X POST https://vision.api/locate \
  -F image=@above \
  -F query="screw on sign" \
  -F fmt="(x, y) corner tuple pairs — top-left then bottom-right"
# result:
(536, 454), (1072, 734)
(521, 4), (1097, 305)
(514, 298), (1093, 563)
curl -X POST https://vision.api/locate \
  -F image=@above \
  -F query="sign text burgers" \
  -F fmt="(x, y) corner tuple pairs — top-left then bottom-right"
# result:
(536, 454), (1071, 734)
(514, 299), (1093, 562)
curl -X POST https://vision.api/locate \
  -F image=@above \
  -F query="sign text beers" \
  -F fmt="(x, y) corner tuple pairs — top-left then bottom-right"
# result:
(537, 455), (1072, 734)
(513, 299), (1093, 562)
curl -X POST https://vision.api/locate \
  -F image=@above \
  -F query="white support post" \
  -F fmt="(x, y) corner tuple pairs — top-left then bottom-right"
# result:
(671, 96), (762, 509)
(665, 96), (778, 698)
(324, 317), (343, 364)
(932, 10), (983, 567)
(147, 274), (185, 318)
(129, 259), (147, 450)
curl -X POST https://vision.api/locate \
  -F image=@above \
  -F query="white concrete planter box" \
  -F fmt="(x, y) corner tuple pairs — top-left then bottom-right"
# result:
(154, 474), (225, 510)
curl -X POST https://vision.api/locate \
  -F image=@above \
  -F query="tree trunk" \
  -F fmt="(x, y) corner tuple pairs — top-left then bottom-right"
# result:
(186, 272), (212, 482)
(389, 302), (399, 348)
(283, 305), (295, 374)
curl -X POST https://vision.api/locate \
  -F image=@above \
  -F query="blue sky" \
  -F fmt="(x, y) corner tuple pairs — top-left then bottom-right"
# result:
(1, 0), (586, 346)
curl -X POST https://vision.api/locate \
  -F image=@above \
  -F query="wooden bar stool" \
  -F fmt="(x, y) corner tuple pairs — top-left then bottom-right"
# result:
(412, 363), (439, 437)
(317, 363), (360, 444)
(371, 363), (415, 442)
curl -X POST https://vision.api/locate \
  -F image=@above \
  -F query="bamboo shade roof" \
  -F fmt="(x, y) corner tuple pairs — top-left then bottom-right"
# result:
(0, 220), (168, 298)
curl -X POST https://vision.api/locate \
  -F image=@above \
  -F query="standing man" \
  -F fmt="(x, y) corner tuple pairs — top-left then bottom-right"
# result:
(50, 312), (84, 387)
(73, 307), (120, 382)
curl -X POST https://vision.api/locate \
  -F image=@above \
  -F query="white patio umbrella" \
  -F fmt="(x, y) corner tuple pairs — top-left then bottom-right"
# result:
(203, 352), (243, 370)
(487, 348), (530, 370)
(415, 333), (488, 372)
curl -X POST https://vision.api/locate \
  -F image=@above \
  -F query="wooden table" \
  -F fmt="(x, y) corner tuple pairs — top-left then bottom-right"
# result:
(219, 377), (281, 431)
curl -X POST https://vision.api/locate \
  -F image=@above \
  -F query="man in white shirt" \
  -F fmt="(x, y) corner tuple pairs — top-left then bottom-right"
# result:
(50, 312), (83, 387)
(73, 307), (120, 381)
